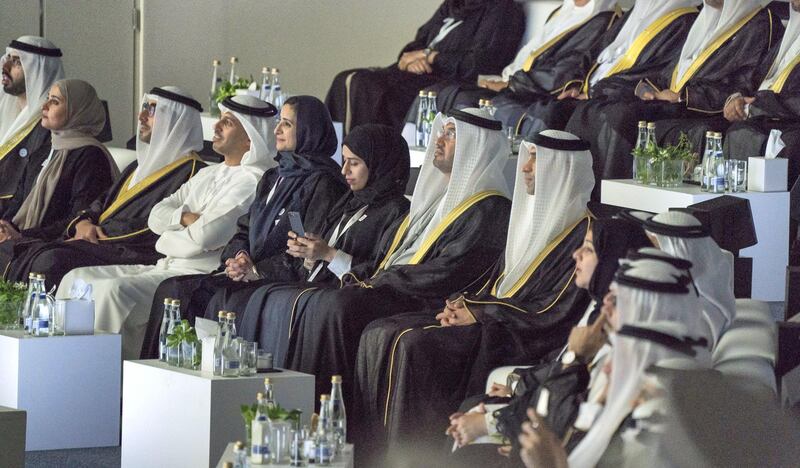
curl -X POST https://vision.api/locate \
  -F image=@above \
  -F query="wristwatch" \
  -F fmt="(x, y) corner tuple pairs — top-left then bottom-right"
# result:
(561, 350), (585, 366)
(423, 47), (433, 58)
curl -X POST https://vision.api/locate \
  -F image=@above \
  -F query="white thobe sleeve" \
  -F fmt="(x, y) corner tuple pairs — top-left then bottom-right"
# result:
(148, 177), (195, 235)
(155, 174), (258, 258)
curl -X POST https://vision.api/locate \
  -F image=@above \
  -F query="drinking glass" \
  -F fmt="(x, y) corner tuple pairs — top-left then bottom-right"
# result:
(726, 159), (747, 192)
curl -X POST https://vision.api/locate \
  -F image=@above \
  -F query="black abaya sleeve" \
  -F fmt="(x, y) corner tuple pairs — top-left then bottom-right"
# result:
(399, 3), (448, 56)
(369, 196), (511, 301)
(20, 146), (115, 240)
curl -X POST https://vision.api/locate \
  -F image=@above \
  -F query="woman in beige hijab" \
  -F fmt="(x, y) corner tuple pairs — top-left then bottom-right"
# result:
(0, 79), (118, 265)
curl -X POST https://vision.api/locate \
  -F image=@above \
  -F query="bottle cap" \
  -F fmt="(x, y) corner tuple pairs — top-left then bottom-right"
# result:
(331, 375), (342, 384)
(638, 121), (647, 126)
(28, 272), (37, 279)
(427, 91), (437, 97)
(486, 100), (492, 106)
(230, 56), (238, 64)
(713, 132), (722, 138)
(705, 131), (714, 137)
(257, 392), (264, 399)
(36, 273), (45, 280)
(212, 59), (221, 66)
(218, 310), (226, 318)
(419, 90), (426, 96)
(264, 377), (271, 385)
(262, 66), (269, 74)
(234, 441), (244, 450)
(646, 122), (656, 128)
(171, 299), (181, 306)
(223, 463), (233, 468)
(272, 67), (280, 74)
(163, 298), (172, 305)
(226, 312), (236, 319)
(320, 394), (329, 401)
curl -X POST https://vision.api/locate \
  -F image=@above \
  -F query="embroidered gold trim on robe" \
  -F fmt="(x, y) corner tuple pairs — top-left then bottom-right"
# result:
(770, 55), (800, 93)
(670, 7), (762, 93)
(98, 153), (201, 223)
(0, 116), (40, 165)
(491, 215), (591, 298)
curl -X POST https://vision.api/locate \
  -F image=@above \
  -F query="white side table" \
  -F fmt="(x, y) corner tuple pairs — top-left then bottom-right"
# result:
(601, 179), (789, 301)
(0, 330), (121, 450)
(121, 360), (314, 468)
(215, 441), (354, 468)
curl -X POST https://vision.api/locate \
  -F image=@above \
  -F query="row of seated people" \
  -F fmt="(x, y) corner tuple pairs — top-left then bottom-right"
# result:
(332, 0), (800, 209)
(0, 26), (791, 468)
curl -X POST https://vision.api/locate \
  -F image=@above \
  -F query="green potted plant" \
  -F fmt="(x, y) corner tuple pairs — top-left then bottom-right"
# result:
(0, 280), (27, 330)
(211, 77), (256, 116)
(165, 320), (200, 369)
(239, 402), (302, 458)
(656, 132), (696, 187)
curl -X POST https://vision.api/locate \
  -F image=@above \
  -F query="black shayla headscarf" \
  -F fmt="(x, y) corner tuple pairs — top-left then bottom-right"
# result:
(275, 95), (341, 179)
(586, 218), (652, 321)
(335, 124), (410, 219)
(250, 96), (343, 258)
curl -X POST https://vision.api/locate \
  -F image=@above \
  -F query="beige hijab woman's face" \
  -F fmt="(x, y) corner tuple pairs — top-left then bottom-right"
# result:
(41, 84), (68, 130)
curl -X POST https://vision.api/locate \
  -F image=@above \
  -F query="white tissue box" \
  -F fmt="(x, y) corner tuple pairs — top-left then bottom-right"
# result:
(55, 299), (94, 335)
(201, 336), (216, 373)
(748, 157), (788, 192)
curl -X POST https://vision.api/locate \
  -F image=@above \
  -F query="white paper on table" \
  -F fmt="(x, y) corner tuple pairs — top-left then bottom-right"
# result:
(765, 129), (785, 159)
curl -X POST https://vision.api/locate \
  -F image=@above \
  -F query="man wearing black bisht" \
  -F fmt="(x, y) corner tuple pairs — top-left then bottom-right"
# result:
(438, 0), (620, 126)
(564, 0), (784, 196)
(247, 108), (512, 417)
(140, 96), (346, 359)
(325, 0), (524, 133)
(4, 86), (206, 289)
(500, 0), (700, 139)
(353, 131), (595, 463)
(0, 36), (64, 214)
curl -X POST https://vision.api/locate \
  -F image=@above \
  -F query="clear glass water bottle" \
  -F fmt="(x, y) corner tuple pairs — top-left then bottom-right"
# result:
(700, 131), (714, 191)
(21, 272), (41, 332)
(269, 68), (283, 108)
(425, 91), (438, 145)
(222, 312), (241, 377)
(415, 90), (428, 148)
(158, 298), (171, 361)
(330, 375), (347, 456)
(260, 66), (271, 101)
(32, 292), (53, 337)
(709, 132), (726, 193)
(315, 394), (334, 465)
(233, 440), (247, 468)
(213, 311), (227, 376)
(264, 377), (276, 410)
(251, 392), (272, 464)
(632, 121), (648, 181)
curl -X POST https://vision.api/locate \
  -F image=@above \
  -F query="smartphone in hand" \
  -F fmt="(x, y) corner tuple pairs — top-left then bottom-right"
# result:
(288, 211), (306, 238)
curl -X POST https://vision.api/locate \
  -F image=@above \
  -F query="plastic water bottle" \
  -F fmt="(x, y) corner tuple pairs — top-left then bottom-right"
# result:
(251, 392), (272, 464)
(315, 394), (334, 465)
(158, 298), (171, 361)
(222, 312), (241, 377)
(330, 375), (347, 455)
(415, 90), (428, 148)
(269, 68), (283, 108)
(213, 311), (227, 376)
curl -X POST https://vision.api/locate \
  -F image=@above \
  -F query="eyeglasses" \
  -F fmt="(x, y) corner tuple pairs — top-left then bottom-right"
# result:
(436, 128), (456, 141)
(141, 101), (156, 117)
